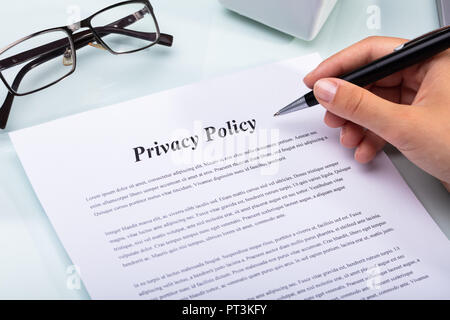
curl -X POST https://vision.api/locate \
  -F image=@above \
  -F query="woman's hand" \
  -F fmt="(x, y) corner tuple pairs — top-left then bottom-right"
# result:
(304, 36), (450, 191)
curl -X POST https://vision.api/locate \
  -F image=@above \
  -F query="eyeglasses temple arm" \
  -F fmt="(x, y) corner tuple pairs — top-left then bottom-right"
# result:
(0, 65), (28, 129)
(0, 29), (173, 72)
(0, 93), (14, 129)
(95, 28), (173, 47)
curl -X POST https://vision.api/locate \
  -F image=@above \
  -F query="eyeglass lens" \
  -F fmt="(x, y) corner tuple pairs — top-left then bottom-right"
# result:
(91, 3), (159, 54)
(0, 30), (74, 95)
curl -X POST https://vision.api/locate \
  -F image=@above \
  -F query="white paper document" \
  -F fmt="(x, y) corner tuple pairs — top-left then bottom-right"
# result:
(10, 54), (450, 299)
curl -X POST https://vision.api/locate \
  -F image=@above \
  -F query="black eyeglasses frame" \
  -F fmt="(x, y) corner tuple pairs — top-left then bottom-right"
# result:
(0, 0), (173, 129)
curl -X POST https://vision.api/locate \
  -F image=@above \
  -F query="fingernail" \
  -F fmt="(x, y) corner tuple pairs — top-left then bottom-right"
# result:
(314, 79), (338, 103)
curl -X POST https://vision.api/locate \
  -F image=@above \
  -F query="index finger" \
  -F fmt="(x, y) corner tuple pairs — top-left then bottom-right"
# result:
(304, 36), (408, 89)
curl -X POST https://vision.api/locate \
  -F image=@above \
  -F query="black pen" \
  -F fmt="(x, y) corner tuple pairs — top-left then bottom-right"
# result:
(274, 25), (450, 117)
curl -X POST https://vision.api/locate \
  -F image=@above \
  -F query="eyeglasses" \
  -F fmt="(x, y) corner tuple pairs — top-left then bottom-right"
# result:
(0, 0), (173, 129)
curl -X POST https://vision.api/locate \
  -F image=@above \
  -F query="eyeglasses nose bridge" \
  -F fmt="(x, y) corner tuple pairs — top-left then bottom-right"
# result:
(63, 48), (74, 66)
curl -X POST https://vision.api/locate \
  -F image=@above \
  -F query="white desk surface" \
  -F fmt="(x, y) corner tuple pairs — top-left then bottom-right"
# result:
(0, 0), (448, 299)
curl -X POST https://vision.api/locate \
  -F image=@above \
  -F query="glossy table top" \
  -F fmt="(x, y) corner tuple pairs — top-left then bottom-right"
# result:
(0, 0), (448, 299)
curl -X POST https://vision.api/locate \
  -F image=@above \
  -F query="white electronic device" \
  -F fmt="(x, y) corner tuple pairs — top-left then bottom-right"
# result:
(219, 0), (338, 40)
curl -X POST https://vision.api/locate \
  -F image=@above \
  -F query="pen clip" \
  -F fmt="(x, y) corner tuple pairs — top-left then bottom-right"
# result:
(394, 25), (450, 51)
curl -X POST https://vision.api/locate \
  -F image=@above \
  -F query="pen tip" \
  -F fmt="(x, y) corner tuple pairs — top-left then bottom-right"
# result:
(273, 112), (279, 117)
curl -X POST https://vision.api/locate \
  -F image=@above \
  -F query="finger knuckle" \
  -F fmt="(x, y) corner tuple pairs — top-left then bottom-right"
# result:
(344, 87), (365, 118)
(386, 109), (416, 149)
(363, 35), (382, 45)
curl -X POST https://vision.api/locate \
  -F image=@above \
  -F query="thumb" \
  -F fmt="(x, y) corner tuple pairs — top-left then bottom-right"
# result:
(313, 78), (410, 146)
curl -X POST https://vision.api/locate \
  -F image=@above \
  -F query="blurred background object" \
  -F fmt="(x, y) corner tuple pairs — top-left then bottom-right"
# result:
(437, 0), (450, 26)
(219, 0), (338, 40)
